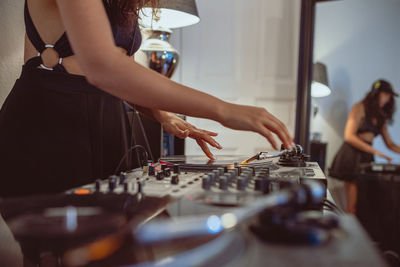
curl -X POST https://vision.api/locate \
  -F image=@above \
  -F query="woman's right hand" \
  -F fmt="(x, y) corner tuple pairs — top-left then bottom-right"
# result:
(218, 103), (294, 150)
(375, 151), (392, 162)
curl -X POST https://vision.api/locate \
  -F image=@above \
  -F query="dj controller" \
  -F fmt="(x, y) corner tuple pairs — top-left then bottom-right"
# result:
(0, 145), (389, 267)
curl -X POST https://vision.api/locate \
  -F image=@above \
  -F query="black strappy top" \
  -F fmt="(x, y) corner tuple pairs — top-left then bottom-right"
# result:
(24, 0), (142, 73)
(357, 116), (381, 136)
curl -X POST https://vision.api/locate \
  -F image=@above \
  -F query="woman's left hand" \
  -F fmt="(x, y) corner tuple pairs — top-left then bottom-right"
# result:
(159, 113), (222, 159)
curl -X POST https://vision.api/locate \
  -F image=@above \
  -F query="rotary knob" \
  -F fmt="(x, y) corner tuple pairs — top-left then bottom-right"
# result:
(207, 172), (216, 185)
(173, 165), (181, 174)
(219, 176), (228, 190)
(171, 174), (180, 185)
(148, 165), (155, 176)
(212, 170), (220, 180)
(202, 176), (211, 190)
(156, 171), (165, 181)
(254, 177), (270, 194)
(217, 167), (225, 176)
(119, 172), (127, 184)
(163, 168), (171, 177)
(108, 175), (118, 192)
(237, 177), (246, 191)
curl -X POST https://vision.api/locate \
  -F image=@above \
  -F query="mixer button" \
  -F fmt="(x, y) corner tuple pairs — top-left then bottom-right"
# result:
(119, 172), (127, 184)
(163, 168), (171, 177)
(236, 166), (242, 175)
(212, 170), (220, 180)
(254, 177), (270, 192)
(237, 178), (246, 191)
(207, 173), (216, 185)
(108, 175), (118, 192)
(148, 165), (155, 176)
(156, 172), (165, 180)
(173, 165), (181, 174)
(202, 176), (211, 190)
(225, 172), (234, 184)
(230, 169), (239, 177)
(171, 174), (180, 185)
(219, 176), (228, 190)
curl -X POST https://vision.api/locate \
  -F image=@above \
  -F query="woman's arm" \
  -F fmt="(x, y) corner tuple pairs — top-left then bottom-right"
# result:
(55, 0), (293, 150)
(381, 124), (400, 153)
(344, 103), (391, 161)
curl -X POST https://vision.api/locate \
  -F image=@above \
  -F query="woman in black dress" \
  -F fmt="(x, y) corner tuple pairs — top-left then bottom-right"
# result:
(330, 79), (400, 214)
(0, 0), (293, 197)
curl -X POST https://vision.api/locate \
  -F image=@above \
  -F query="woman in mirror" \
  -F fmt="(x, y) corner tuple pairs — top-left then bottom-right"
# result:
(330, 79), (400, 214)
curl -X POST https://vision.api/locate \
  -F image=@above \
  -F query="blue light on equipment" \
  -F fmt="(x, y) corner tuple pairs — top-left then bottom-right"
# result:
(206, 215), (223, 234)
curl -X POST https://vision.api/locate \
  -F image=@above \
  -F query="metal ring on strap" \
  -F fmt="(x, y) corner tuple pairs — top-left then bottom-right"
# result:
(37, 44), (63, 71)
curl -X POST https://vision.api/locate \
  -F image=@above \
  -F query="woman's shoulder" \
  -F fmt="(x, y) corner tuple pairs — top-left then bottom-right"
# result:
(349, 102), (366, 120)
(352, 102), (365, 113)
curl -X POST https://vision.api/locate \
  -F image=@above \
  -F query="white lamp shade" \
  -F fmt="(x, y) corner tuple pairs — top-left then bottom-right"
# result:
(311, 81), (331, 98)
(140, 7), (200, 29)
(312, 62), (331, 98)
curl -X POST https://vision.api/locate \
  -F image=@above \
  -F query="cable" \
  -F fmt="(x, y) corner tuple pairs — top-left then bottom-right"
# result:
(323, 199), (344, 214)
(133, 108), (155, 163)
(114, 145), (148, 175)
(324, 199), (343, 212)
(323, 201), (341, 213)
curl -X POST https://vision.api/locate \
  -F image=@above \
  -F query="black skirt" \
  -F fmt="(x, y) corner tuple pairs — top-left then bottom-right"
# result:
(0, 65), (132, 197)
(329, 142), (374, 182)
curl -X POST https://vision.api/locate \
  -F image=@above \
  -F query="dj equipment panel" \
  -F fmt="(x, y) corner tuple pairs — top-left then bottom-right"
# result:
(0, 146), (389, 267)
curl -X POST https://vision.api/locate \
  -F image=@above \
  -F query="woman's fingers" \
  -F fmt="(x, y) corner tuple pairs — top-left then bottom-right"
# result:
(202, 130), (218, 136)
(189, 129), (222, 149)
(256, 124), (278, 150)
(181, 121), (218, 137)
(262, 113), (293, 149)
(196, 139), (215, 160)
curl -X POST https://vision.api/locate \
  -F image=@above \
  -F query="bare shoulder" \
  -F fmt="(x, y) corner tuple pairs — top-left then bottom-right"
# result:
(349, 102), (365, 120)
(352, 102), (365, 114)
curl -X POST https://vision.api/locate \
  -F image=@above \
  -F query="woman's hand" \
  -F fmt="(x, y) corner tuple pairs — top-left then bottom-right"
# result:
(375, 151), (393, 162)
(157, 112), (222, 159)
(217, 103), (294, 150)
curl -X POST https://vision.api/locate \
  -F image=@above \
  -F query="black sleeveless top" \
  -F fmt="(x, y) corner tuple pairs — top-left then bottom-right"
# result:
(357, 116), (381, 136)
(24, 0), (142, 72)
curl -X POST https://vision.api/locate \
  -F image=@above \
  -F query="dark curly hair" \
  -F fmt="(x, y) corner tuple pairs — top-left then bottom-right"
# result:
(103, 0), (159, 27)
(362, 79), (396, 131)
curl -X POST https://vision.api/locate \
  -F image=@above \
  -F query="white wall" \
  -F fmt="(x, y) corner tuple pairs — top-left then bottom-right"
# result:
(0, 0), (25, 106)
(313, 0), (400, 168)
(172, 0), (301, 156)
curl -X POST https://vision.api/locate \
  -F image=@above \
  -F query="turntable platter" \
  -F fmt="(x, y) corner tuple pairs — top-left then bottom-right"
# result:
(160, 155), (278, 171)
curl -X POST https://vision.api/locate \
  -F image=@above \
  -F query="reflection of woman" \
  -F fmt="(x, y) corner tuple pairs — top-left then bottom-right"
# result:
(0, 0), (293, 197)
(330, 80), (400, 214)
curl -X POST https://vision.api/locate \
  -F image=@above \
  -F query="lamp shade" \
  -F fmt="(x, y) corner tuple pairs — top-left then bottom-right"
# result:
(311, 62), (331, 98)
(140, 0), (200, 29)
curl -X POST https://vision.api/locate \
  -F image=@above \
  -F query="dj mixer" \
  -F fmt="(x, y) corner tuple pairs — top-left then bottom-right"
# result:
(0, 145), (389, 267)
